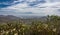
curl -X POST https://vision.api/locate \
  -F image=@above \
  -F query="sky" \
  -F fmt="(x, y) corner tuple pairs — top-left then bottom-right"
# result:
(0, 0), (60, 16)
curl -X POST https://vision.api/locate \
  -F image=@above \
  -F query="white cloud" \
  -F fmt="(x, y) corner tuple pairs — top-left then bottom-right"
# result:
(45, 0), (60, 3)
(26, 0), (36, 2)
(1, 7), (60, 16)
(0, 0), (60, 16)
(35, 2), (60, 8)
(6, 3), (28, 9)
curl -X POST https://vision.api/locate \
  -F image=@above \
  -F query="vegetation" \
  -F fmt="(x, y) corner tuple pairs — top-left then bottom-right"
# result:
(0, 15), (60, 35)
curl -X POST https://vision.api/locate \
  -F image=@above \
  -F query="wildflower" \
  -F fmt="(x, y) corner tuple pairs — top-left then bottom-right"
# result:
(53, 28), (56, 32)
(14, 33), (18, 35)
(13, 28), (16, 31)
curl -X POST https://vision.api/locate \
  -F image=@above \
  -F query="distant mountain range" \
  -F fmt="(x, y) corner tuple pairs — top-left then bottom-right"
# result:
(0, 15), (47, 23)
(0, 15), (20, 23)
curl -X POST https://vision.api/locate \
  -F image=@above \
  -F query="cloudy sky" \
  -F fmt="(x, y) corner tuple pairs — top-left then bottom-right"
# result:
(0, 0), (60, 16)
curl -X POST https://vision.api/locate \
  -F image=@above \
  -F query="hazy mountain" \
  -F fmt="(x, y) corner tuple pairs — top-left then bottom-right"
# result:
(0, 15), (47, 23)
(0, 15), (20, 23)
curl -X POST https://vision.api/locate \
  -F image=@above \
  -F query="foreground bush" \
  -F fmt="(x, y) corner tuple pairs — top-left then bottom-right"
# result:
(0, 23), (58, 35)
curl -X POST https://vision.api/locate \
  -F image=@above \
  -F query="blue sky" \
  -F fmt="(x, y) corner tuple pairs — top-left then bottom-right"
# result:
(0, 0), (60, 16)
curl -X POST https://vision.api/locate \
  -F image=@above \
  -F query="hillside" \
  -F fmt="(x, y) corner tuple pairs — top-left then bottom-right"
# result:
(0, 15), (20, 23)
